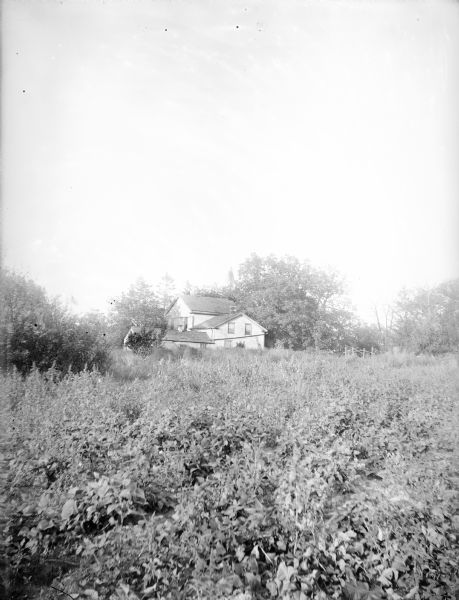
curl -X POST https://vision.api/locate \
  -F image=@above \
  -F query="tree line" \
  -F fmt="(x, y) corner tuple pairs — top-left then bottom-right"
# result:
(1, 254), (457, 374)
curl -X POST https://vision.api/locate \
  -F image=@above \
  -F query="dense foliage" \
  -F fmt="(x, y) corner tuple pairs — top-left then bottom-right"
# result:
(107, 279), (169, 349)
(0, 270), (110, 375)
(394, 280), (459, 355)
(2, 351), (458, 599)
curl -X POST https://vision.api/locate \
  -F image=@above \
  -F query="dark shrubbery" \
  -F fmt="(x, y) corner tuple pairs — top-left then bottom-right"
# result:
(0, 269), (110, 375)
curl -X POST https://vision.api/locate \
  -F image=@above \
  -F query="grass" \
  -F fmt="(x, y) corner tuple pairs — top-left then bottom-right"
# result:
(1, 350), (458, 599)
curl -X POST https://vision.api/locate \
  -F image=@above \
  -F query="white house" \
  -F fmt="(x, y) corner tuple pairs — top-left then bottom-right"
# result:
(164, 295), (267, 349)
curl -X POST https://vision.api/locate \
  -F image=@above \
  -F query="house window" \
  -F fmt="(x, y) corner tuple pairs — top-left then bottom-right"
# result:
(224, 339), (232, 348)
(228, 322), (235, 334)
(245, 323), (252, 335)
(200, 343), (206, 349)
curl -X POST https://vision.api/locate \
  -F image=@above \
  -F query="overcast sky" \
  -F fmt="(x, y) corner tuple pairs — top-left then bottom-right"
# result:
(2, 0), (458, 321)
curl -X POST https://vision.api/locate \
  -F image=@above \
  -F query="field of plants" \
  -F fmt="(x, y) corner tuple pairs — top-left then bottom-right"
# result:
(1, 350), (458, 600)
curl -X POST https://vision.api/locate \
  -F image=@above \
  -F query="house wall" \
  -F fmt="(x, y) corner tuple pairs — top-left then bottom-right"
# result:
(167, 298), (193, 329)
(164, 340), (210, 350)
(210, 315), (265, 349)
(168, 298), (192, 320)
(167, 298), (223, 329)
(212, 335), (265, 349)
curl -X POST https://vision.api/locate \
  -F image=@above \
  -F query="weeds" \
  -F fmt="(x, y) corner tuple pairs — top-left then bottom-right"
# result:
(1, 352), (458, 599)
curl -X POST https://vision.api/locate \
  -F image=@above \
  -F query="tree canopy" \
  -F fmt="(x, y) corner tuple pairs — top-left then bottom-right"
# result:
(107, 278), (167, 350)
(393, 279), (459, 354)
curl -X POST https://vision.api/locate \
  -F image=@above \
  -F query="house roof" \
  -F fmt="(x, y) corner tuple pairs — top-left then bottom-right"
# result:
(194, 312), (244, 329)
(177, 295), (237, 315)
(194, 312), (268, 333)
(163, 329), (213, 344)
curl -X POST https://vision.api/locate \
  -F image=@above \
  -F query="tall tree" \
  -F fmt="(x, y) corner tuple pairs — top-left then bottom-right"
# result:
(157, 273), (177, 313)
(235, 254), (348, 350)
(108, 278), (165, 347)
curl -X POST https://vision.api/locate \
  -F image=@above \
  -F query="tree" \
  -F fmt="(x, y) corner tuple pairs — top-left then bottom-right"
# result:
(374, 304), (395, 351)
(393, 279), (459, 354)
(157, 273), (177, 313)
(0, 269), (110, 374)
(108, 278), (166, 348)
(350, 323), (382, 353)
(235, 254), (348, 350)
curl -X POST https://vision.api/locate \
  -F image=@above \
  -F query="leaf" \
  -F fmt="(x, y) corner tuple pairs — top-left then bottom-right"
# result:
(84, 590), (99, 600)
(61, 499), (77, 521)
(276, 538), (287, 551)
(37, 518), (54, 530)
(405, 586), (418, 599)
(276, 561), (295, 582)
(38, 494), (50, 509)
(22, 505), (36, 516)
(378, 568), (393, 587)
(391, 557), (406, 572)
(343, 583), (370, 600)
(217, 577), (234, 595)
(266, 581), (278, 597)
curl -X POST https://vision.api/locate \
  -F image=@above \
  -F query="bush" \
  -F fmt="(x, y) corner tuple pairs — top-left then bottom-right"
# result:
(0, 269), (110, 376)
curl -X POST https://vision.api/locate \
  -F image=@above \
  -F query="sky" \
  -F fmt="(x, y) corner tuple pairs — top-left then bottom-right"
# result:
(2, 0), (458, 322)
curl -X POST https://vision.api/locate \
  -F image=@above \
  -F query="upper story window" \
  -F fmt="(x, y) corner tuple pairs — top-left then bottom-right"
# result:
(228, 322), (235, 334)
(245, 323), (252, 335)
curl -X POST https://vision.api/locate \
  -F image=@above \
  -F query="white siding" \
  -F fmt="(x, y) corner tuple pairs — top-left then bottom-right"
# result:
(168, 298), (223, 328)
(211, 315), (265, 349)
(212, 335), (264, 349)
(192, 313), (213, 326)
(163, 340), (209, 350)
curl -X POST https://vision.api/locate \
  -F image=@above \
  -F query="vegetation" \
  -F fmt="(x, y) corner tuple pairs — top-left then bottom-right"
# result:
(192, 254), (365, 352)
(2, 262), (457, 380)
(393, 280), (459, 355)
(0, 270), (110, 375)
(107, 279), (170, 350)
(2, 351), (458, 599)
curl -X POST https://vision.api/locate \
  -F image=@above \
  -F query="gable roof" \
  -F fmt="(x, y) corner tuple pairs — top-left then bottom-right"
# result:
(176, 295), (237, 315)
(163, 329), (213, 344)
(194, 312), (244, 329)
(194, 312), (268, 333)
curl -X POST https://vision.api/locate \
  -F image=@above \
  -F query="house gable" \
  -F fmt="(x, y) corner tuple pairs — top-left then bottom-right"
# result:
(166, 295), (238, 330)
(195, 312), (267, 333)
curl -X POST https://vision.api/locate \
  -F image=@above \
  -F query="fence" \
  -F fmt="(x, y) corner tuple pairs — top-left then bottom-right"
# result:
(343, 346), (378, 358)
